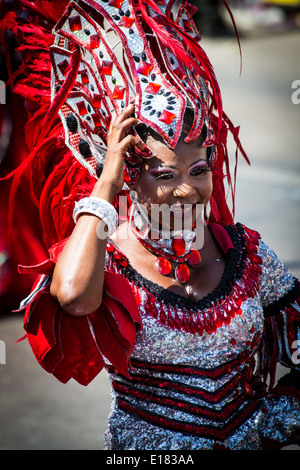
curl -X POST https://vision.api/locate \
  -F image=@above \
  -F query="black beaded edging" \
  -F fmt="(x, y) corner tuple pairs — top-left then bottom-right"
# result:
(263, 278), (300, 318)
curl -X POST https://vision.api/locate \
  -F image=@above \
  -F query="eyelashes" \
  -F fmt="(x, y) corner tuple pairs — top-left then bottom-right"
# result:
(151, 171), (174, 180)
(150, 161), (212, 180)
(189, 162), (212, 176)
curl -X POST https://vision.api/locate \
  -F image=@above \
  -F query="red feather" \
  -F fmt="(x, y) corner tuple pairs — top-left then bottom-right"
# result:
(40, 46), (81, 143)
(17, 0), (70, 24)
(138, 0), (223, 139)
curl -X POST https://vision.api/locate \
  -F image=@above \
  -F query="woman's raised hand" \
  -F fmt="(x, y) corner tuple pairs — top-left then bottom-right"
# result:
(98, 103), (144, 197)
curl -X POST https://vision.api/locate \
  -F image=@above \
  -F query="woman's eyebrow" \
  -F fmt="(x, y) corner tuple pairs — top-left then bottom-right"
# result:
(189, 158), (207, 168)
(150, 164), (177, 170)
(149, 157), (207, 171)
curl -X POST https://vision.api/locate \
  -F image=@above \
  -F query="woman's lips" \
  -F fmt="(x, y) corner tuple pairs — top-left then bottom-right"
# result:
(171, 203), (197, 219)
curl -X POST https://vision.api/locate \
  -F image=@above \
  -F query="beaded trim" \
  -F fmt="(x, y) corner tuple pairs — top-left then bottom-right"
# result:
(263, 279), (300, 318)
(106, 223), (263, 335)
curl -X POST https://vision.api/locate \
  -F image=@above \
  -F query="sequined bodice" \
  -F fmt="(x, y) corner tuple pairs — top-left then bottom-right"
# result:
(103, 224), (300, 450)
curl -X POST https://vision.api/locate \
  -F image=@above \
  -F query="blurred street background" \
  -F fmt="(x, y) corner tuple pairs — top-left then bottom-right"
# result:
(0, 0), (299, 450)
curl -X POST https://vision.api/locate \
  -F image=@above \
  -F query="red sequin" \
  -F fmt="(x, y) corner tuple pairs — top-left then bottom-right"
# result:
(137, 61), (153, 77)
(144, 82), (162, 94)
(155, 257), (171, 276)
(187, 249), (201, 268)
(171, 237), (186, 257)
(158, 109), (176, 126)
(68, 15), (82, 32)
(175, 264), (190, 284)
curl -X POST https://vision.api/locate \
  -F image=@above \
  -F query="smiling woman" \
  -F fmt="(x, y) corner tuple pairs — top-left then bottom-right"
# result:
(2, 0), (299, 451)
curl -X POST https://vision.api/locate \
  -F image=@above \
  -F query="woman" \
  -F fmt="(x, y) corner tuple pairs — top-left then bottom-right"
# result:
(2, 0), (299, 451)
(50, 105), (219, 314)
(46, 101), (300, 450)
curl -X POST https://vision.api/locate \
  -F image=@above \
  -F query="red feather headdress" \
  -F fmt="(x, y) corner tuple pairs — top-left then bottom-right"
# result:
(1, 0), (249, 244)
(0, 0), (251, 383)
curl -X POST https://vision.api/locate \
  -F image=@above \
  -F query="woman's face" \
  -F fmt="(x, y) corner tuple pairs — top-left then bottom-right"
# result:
(132, 133), (213, 231)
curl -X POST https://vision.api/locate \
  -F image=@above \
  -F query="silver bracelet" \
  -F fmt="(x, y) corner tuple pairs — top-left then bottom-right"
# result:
(73, 197), (118, 237)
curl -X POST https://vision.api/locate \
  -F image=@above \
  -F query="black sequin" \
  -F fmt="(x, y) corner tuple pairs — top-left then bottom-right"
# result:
(66, 113), (78, 133)
(79, 139), (91, 158)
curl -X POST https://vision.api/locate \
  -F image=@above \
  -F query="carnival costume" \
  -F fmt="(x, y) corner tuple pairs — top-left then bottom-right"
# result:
(1, 0), (299, 450)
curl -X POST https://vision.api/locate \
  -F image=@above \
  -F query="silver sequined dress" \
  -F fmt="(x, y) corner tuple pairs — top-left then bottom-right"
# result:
(102, 223), (300, 450)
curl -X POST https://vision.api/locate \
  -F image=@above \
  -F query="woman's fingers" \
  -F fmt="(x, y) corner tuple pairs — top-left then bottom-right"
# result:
(110, 103), (134, 126)
(97, 103), (144, 194)
(107, 103), (144, 150)
(108, 104), (135, 135)
(113, 116), (139, 135)
(120, 133), (145, 152)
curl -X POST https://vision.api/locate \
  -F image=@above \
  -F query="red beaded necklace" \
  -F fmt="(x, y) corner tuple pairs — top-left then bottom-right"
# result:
(129, 197), (203, 284)
(139, 236), (201, 284)
(129, 218), (201, 285)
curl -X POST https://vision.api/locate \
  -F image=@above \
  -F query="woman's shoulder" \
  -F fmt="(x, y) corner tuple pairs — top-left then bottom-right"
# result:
(233, 223), (299, 307)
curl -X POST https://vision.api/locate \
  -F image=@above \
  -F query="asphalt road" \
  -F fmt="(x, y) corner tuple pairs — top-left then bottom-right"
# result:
(0, 31), (299, 450)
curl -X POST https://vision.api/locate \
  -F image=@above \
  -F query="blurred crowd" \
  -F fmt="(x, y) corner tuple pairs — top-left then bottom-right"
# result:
(193, 0), (300, 36)
(0, 0), (299, 314)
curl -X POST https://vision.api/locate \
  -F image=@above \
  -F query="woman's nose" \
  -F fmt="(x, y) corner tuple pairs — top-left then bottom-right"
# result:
(173, 182), (197, 199)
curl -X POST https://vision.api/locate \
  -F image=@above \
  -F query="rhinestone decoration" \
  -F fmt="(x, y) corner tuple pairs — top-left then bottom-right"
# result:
(127, 34), (144, 55)
(77, 101), (88, 116)
(137, 61), (153, 77)
(108, 0), (124, 8)
(90, 33), (100, 49)
(171, 238), (186, 257)
(159, 109), (176, 126)
(50, 0), (216, 181)
(144, 82), (162, 94)
(73, 197), (118, 236)
(174, 263), (190, 283)
(112, 85), (126, 100)
(57, 59), (69, 75)
(118, 16), (134, 28)
(155, 257), (172, 276)
(68, 15), (82, 32)
(101, 60), (114, 75)
(187, 249), (201, 268)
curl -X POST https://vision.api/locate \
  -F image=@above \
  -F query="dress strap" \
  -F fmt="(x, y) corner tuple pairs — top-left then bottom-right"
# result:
(208, 223), (234, 255)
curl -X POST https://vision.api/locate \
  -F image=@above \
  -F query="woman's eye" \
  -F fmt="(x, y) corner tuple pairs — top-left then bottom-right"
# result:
(189, 165), (209, 176)
(154, 172), (174, 180)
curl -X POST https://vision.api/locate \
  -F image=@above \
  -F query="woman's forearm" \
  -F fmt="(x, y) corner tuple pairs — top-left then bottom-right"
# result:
(50, 181), (116, 316)
(49, 103), (142, 316)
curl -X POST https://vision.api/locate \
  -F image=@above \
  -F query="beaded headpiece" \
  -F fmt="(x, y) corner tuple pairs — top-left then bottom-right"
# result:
(48, 0), (223, 184)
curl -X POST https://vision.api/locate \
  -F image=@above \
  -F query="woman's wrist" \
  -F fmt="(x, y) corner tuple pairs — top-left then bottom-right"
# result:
(73, 196), (119, 236)
(90, 178), (118, 204)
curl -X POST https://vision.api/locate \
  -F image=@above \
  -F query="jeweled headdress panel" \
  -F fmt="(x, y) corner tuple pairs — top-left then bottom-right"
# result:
(49, 0), (221, 184)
